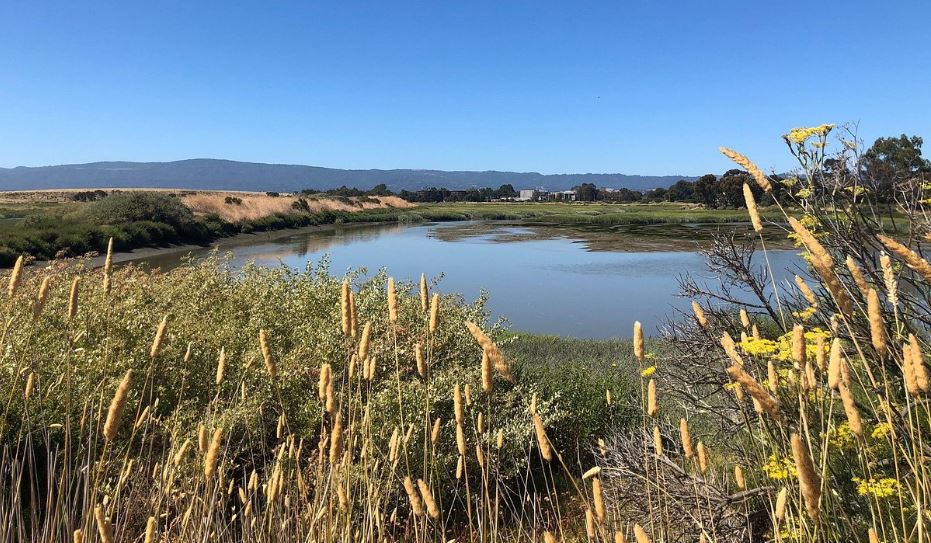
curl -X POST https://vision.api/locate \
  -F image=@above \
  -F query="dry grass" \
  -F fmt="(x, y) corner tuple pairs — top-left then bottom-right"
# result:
(182, 193), (412, 222)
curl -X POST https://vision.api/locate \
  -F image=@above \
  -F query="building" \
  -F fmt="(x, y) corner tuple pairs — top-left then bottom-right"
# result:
(518, 189), (537, 201)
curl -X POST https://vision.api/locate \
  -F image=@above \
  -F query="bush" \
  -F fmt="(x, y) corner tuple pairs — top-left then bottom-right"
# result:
(83, 191), (195, 227)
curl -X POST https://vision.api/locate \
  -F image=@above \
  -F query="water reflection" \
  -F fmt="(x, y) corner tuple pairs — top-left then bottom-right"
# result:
(131, 221), (798, 338)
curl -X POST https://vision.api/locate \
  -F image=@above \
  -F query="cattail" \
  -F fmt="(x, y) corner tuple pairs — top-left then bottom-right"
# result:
(456, 455), (463, 479)
(878, 234), (931, 283)
(475, 442), (485, 467)
(403, 477), (424, 516)
(95, 505), (113, 543)
(340, 279), (350, 335)
(453, 383), (464, 423)
(318, 363), (330, 401)
(697, 441), (708, 472)
(774, 487), (788, 521)
(582, 466), (602, 480)
(578, 509), (594, 539)
(464, 321), (514, 381)
(592, 476), (606, 522)
(496, 428), (504, 449)
(73, 529), (84, 543)
(791, 433), (821, 519)
(740, 308), (751, 328)
(33, 276), (50, 317)
(839, 383), (863, 437)
(150, 315), (168, 360)
(533, 414), (553, 461)
(204, 427), (224, 479)
(429, 293), (440, 333)
(867, 288), (886, 355)
(742, 183), (763, 233)
(416, 479), (439, 518)
(349, 291), (357, 338)
(647, 378), (657, 416)
(431, 417), (441, 444)
(103, 369), (133, 441)
(419, 273), (428, 312)
(652, 426), (663, 455)
(846, 255), (870, 298)
(103, 238), (114, 294)
(794, 275), (818, 306)
(258, 329), (277, 378)
(720, 147), (772, 192)
(792, 324), (806, 367)
(481, 349), (493, 392)
(415, 343), (426, 378)
(215, 347), (226, 386)
(691, 300), (708, 328)
(329, 412), (343, 465)
(387, 277), (398, 322)
(6, 255), (23, 298)
(880, 253), (898, 306)
(633, 321), (644, 361)
(767, 360), (778, 393)
(633, 523), (651, 543)
(24, 371), (35, 401)
(67, 277), (80, 319)
(788, 217), (832, 267)
(173, 439), (191, 466)
(734, 465), (745, 489)
(455, 422), (467, 456)
(358, 321), (371, 360)
(828, 338), (843, 390)
(720, 332), (745, 366)
(144, 516), (156, 543)
(679, 418), (693, 458)
(909, 334), (929, 392)
(726, 365), (780, 417)
(198, 424), (208, 452)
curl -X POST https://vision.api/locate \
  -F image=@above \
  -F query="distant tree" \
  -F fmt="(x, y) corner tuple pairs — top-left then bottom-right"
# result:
(861, 134), (931, 200)
(495, 184), (518, 198)
(665, 180), (695, 202)
(366, 183), (393, 196)
(693, 174), (719, 208)
(574, 183), (598, 202)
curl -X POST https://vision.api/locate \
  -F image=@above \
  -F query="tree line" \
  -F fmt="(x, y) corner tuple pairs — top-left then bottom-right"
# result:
(299, 134), (929, 207)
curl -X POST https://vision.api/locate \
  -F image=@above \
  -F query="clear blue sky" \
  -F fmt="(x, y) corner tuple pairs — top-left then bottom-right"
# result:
(2, 1), (929, 176)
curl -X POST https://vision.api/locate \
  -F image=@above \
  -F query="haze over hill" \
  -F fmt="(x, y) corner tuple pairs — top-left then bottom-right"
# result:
(0, 159), (695, 193)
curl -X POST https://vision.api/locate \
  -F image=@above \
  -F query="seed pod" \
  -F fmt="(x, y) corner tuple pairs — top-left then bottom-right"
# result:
(743, 183), (763, 233)
(791, 433), (821, 520)
(691, 301), (708, 328)
(633, 321), (644, 361)
(774, 487), (788, 521)
(533, 414), (553, 462)
(679, 418), (693, 458)
(103, 370), (133, 441)
(387, 277), (398, 323)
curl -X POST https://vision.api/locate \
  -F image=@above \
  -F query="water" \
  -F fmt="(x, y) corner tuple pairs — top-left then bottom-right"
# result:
(136, 221), (800, 338)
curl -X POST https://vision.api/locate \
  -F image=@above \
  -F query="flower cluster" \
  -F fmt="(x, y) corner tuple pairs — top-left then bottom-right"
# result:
(784, 124), (835, 145)
(852, 477), (901, 499)
(762, 454), (798, 480)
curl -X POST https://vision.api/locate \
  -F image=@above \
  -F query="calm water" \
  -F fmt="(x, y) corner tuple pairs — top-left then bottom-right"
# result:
(136, 221), (799, 338)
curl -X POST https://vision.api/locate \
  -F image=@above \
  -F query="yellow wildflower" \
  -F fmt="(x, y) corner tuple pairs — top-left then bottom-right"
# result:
(641, 365), (656, 377)
(852, 477), (901, 499)
(762, 454), (797, 480)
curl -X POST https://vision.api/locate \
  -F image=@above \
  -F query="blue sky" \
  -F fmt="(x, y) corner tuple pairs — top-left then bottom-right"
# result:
(1, 1), (929, 176)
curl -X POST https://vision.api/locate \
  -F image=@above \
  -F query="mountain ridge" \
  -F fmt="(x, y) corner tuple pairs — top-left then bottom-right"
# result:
(0, 158), (697, 192)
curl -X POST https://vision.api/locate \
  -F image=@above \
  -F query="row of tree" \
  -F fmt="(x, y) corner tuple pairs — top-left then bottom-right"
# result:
(299, 134), (929, 207)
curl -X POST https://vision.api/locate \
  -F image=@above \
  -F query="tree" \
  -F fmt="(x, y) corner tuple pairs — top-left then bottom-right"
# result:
(861, 134), (931, 200)
(495, 184), (517, 198)
(693, 174), (719, 208)
(574, 183), (598, 202)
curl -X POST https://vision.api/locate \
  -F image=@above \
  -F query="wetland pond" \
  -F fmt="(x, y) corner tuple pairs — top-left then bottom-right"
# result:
(132, 221), (800, 338)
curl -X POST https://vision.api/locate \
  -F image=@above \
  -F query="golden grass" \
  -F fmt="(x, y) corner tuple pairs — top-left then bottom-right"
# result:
(181, 192), (412, 222)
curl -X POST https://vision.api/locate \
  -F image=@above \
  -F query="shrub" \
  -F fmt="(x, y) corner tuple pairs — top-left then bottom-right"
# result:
(83, 191), (195, 227)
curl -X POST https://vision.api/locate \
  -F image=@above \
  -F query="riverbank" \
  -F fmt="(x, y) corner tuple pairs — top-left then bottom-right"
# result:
(1, 192), (787, 268)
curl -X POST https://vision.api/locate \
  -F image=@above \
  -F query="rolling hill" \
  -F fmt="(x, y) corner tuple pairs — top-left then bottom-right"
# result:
(0, 159), (695, 193)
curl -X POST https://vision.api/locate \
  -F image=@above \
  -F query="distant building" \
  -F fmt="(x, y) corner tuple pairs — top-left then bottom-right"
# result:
(517, 189), (537, 201)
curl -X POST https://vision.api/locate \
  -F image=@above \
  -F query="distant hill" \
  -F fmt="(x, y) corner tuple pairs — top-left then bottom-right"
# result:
(0, 159), (696, 193)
